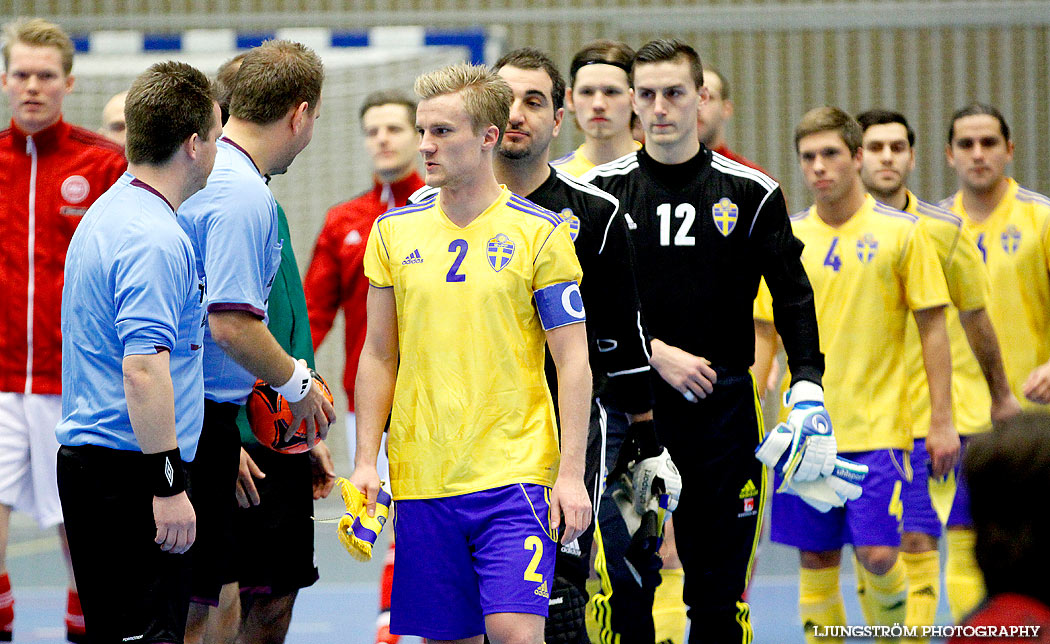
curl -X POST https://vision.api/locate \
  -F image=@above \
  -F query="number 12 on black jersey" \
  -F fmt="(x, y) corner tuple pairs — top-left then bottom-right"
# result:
(656, 203), (697, 247)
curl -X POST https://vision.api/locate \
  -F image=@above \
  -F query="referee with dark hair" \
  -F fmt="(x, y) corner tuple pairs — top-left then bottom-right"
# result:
(57, 60), (220, 643)
(585, 39), (826, 643)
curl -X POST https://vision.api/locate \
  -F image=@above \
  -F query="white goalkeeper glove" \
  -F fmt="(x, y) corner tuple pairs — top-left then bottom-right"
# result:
(755, 380), (836, 483)
(782, 456), (867, 512)
(630, 448), (682, 515)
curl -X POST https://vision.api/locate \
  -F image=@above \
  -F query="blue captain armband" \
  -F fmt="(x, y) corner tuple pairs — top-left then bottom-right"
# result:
(535, 281), (586, 331)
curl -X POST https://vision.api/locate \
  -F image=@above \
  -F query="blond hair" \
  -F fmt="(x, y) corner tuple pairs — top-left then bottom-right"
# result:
(414, 63), (511, 139)
(2, 17), (74, 75)
(794, 106), (863, 155)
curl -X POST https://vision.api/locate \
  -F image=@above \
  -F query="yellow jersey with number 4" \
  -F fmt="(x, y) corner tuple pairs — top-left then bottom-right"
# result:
(941, 179), (1050, 412)
(363, 188), (584, 500)
(902, 192), (991, 438)
(754, 195), (949, 451)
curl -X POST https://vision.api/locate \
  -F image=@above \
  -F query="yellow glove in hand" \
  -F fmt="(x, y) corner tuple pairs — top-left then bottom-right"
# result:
(336, 477), (391, 561)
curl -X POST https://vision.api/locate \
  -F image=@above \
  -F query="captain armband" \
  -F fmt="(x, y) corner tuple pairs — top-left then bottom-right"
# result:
(535, 281), (586, 331)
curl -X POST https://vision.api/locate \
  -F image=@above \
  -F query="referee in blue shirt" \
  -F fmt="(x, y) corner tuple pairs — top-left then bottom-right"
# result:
(56, 61), (221, 643)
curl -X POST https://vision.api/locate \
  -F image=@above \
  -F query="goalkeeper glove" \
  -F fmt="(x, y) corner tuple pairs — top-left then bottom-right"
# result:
(782, 456), (868, 512)
(755, 380), (836, 483)
(336, 477), (391, 561)
(631, 448), (682, 515)
(609, 419), (683, 516)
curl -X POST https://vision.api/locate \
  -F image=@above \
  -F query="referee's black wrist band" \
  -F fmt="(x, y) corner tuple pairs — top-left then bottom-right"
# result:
(147, 448), (186, 497)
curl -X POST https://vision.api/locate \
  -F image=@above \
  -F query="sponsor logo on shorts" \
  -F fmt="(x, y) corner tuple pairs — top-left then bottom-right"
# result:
(738, 479), (759, 517)
(534, 580), (549, 598)
(739, 479), (758, 499)
(402, 249), (423, 265)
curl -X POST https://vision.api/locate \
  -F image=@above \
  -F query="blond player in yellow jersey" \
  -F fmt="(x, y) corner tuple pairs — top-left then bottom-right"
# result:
(756, 107), (957, 644)
(551, 40), (642, 178)
(351, 63), (592, 644)
(856, 108), (1021, 638)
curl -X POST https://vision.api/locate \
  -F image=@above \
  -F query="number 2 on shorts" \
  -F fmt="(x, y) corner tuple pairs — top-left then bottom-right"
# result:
(523, 535), (544, 582)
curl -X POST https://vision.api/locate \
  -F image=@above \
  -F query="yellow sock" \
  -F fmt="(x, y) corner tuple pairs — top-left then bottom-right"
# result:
(901, 551), (940, 644)
(861, 558), (907, 643)
(652, 567), (687, 644)
(945, 529), (985, 622)
(799, 566), (846, 644)
(852, 554), (876, 626)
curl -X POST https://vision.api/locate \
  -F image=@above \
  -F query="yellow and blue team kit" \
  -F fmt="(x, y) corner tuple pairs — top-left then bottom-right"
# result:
(363, 187), (584, 500)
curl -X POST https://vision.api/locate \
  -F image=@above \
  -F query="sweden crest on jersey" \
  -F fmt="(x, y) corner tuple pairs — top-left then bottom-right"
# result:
(857, 233), (879, 263)
(712, 197), (738, 237)
(487, 233), (515, 272)
(561, 209), (580, 242)
(1001, 224), (1021, 254)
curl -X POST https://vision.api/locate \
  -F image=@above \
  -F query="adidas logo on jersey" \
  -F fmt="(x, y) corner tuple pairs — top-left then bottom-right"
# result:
(534, 580), (549, 598)
(402, 249), (423, 265)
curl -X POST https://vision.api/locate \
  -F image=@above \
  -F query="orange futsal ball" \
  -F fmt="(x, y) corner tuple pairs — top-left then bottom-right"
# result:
(246, 371), (334, 454)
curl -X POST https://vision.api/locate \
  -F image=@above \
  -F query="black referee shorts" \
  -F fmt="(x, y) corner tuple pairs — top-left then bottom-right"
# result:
(234, 444), (319, 597)
(58, 445), (192, 644)
(188, 400), (242, 605)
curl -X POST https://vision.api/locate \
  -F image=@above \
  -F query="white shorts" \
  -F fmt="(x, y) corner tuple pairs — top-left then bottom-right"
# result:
(0, 393), (64, 528)
(345, 411), (390, 484)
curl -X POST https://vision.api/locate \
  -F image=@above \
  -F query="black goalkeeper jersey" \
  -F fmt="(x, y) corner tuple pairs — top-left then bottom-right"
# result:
(584, 146), (823, 386)
(409, 167), (653, 413)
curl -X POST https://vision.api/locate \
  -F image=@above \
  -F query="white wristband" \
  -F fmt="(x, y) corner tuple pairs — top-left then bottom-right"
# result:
(274, 359), (312, 403)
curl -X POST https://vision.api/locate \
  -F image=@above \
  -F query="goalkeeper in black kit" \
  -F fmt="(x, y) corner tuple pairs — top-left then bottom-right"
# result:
(410, 48), (680, 644)
(583, 39), (838, 643)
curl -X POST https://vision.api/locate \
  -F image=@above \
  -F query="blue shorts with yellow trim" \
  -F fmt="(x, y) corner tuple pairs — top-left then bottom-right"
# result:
(770, 449), (909, 552)
(390, 483), (556, 640)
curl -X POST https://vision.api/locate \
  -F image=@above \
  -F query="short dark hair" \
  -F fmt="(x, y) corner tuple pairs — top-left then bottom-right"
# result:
(965, 412), (1050, 606)
(795, 106), (863, 155)
(702, 64), (729, 100)
(948, 103), (1011, 144)
(568, 39), (635, 88)
(358, 89), (416, 124)
(125, 61), (215, 165)
(632, 39), (703, 90)
(229, 40), (324, 125)
(856, 109), (916, 147)
(214, 52), (247, 126)
(492, 47), (565, 112)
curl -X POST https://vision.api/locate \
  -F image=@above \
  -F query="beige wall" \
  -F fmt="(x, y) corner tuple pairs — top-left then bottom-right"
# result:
(7, 0), (1048, 208)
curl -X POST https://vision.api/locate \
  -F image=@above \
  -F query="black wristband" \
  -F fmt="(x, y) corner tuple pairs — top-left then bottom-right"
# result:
(147, 448), (186, 497)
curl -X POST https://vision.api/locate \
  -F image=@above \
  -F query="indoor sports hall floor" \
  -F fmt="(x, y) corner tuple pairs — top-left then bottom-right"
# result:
(6, 492), (954, 644)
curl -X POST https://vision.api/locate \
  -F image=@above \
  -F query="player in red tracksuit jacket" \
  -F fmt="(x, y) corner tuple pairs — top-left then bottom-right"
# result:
(303, 89), (422, 644)
(0, 17), (126, 643)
